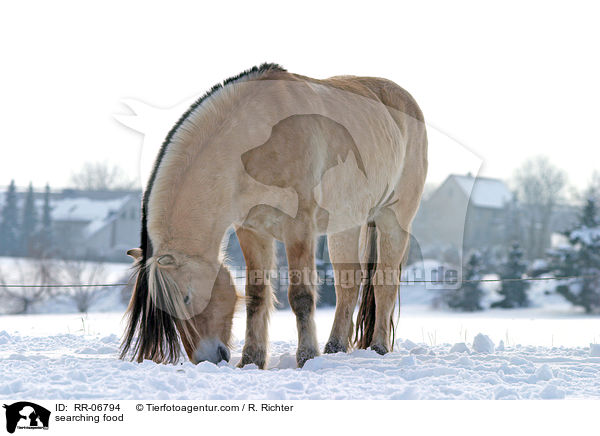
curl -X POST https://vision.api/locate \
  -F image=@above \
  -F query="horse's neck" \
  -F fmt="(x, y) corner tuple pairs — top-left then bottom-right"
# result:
(164, 170), (234, 261)
(147, 84), (247, 261)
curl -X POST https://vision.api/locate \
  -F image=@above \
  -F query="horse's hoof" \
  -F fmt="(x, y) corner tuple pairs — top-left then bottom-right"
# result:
(296, 347), (319, 368)
(370, 343), (389, 355)
(237, 347), (266, 369)
(324, 338), (346, 354)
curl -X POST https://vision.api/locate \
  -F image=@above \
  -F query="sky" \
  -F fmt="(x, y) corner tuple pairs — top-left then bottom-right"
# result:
(1, 1), (599, 192)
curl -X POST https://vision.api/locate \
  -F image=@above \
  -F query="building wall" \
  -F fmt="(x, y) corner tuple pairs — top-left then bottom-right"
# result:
(412, 177), (510, 259)
(83, 196), (141, 261)
(412, 178), (471, 253)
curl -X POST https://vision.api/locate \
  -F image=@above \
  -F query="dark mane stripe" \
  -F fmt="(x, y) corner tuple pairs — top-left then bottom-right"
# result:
(120, 63), (286, 363)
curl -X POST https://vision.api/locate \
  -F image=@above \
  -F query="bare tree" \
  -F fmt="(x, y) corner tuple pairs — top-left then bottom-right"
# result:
(581, 171), (600, 204)
(69, 161), (137, 191)
(512, 156), (567, 259)
(0, 257), (56, 314)
(57, 259), (108, 313)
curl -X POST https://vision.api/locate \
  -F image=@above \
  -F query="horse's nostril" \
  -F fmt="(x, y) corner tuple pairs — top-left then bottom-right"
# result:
(194, 340), (230, 365)
(217, 345), (230, 363)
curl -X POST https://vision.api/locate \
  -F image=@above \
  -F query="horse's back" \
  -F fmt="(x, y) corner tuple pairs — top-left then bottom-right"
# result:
(261, 69), (424, 123)
(321, 75), (424, 123)
(317, 74), (428, 228)
(238, 70), (427, 233)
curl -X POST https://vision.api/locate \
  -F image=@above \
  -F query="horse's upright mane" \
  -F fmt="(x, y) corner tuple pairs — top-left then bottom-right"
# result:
(120, 63), (285, 363)
(142, 62), (285, 260)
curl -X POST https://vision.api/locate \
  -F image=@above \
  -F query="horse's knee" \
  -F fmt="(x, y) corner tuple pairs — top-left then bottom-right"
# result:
(288, 287), (315, 319)
(245, 285), (271, 315)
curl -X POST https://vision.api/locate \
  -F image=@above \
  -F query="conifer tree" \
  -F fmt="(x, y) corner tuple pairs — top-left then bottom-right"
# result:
(20, 182), (38, 256)
(39, 183), (53, 253)
(491, 242), (530, 308)
(550, 196), (600, 313)
(445, 252), (484, 311)
(0, 180), (19, 255)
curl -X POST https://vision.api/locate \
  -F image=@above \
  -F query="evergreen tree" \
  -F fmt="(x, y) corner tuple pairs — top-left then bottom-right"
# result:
(581, 196), (598, 228)
(0, 180), (19, 255)
(445, 252), (484, 311)
(36, 183), (53, 254)
(491, 242), (530, 308)
(550, 196), (600, 313)
(20, 182), (38, 256)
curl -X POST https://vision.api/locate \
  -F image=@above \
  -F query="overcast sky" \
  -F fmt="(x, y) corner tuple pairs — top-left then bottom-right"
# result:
(1, 1), (598, 192)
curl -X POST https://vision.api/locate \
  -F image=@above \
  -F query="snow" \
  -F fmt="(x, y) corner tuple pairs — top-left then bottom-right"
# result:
(1, 307), (600, 400)
(0, 257), (130, 314)
(539, 384), (566, 400)
(473, 333), (495, 353)
(401, 259), (571, 309)
(570, 226), (600, 245)
(535, 364), (554, 381)
(1, 255), (599, 400)
(449, 342), (470, 353)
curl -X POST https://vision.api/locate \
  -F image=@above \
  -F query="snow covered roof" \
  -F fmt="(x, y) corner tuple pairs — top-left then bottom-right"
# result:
(51, 196), (133, 237)
(51, 197), (130, 222)
(452, 174), (512, 209)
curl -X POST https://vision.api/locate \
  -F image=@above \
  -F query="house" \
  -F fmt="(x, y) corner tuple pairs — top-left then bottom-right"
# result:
(51, 191), (141, 261)
(0, 187), (141, 261)
(411, 174), (513, 259)
(411, 173), (582, 263)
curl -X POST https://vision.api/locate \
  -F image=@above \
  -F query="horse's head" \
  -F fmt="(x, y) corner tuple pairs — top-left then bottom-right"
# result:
(121, 247), (238, 365)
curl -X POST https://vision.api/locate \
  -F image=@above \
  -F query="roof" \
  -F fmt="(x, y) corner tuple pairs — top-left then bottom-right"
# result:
(51, 196), (133, 237)
(452, 174), (513, 209)
(51, 197), (131, 222)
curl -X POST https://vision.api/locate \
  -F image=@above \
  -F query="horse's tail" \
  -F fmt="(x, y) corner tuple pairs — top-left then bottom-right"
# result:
(354, 221), (399, 351)
(354, 222), (378, 349)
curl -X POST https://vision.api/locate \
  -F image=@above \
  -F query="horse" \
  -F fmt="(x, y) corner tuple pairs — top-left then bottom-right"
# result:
(120, 63), (428, 368)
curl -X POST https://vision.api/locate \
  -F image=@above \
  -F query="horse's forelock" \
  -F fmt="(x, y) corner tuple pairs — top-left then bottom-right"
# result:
(120, 257), (184, 364)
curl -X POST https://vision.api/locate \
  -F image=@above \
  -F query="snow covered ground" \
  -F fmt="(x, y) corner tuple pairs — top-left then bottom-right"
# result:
(1, 256), (599, 400)
(1, 306), (599, 400)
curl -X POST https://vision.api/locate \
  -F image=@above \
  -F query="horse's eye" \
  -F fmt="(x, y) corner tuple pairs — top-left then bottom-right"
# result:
(157, 254), (175, 266)
(183, 287), (192, 305)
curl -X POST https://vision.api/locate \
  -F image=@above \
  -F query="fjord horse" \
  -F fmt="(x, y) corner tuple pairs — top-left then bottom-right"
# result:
(120, 63), (427, 368)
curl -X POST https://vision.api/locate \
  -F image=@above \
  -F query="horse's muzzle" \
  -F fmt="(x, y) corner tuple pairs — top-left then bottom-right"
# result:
(193, 339), (230, 364)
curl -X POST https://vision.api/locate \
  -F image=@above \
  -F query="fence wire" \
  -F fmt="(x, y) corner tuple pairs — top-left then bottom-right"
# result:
(0, 274), (598, 288)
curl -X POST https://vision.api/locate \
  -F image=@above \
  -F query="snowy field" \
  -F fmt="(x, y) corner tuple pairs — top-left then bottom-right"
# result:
(1, 305), (600, 400)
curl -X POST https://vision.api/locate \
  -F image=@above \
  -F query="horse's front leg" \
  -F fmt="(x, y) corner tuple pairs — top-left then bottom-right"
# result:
(284, 221), (319, 368)
(236, 227), (275, 369)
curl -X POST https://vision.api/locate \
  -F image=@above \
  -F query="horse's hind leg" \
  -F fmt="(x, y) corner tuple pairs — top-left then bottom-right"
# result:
(370, 207), (410, 354)
(284, 221), (319, 368)
(236, 227), (275, 369)
(324, 226), (361, 354)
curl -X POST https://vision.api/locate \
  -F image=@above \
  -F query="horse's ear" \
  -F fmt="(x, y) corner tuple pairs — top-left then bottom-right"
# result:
(127, 248), (143, 260)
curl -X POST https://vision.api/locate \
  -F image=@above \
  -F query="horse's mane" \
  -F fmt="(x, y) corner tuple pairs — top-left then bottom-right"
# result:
(120, 63), (286, 363)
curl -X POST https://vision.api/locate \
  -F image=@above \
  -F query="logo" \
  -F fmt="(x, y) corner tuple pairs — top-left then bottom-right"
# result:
(3, 402), (50, 434)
